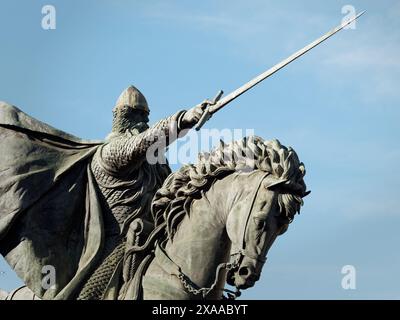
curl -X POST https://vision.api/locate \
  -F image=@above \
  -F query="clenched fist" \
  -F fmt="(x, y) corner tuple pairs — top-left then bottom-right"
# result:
(180, 99), (215, 129)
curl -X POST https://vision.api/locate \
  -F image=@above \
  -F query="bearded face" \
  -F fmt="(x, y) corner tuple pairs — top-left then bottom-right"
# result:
(112, 105), (149, 135)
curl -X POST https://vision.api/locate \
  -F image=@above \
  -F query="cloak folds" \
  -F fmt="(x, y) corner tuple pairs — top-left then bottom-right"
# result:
(0, 102), (105, 299)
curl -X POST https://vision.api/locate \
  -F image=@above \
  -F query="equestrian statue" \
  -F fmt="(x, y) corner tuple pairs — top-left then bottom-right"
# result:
(0, 13), (364, 299)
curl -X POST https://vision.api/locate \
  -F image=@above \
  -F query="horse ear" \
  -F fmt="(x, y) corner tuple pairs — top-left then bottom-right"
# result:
(263, 176), (287, 190)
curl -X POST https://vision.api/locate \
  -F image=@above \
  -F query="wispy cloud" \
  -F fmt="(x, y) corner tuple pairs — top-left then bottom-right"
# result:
(320, 30), (400, 100)
(141, 1), (400, 104)
(323, 45), (400, 69)
(317, 6), (400, 103)
(139, 1), (332, 59)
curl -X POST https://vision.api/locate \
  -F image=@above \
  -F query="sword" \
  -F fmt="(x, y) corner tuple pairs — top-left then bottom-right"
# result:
(195, 11), (365, 130)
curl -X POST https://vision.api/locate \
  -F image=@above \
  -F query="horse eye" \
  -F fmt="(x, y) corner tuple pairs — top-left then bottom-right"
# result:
(253, 217), (265, 229)
(259, 201), (268, 210)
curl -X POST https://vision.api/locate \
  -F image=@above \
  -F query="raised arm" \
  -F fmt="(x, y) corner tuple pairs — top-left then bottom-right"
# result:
(96, 110), (185, 174)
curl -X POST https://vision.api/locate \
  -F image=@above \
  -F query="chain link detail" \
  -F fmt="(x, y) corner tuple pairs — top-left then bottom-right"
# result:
(177, 254), (242, 300)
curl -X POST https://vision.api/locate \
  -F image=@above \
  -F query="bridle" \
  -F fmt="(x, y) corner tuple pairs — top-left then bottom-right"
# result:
(229, 173), (269, 265)
(153, 172), (269, 300)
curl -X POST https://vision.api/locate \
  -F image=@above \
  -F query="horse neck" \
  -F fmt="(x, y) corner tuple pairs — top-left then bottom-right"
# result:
(162, 172), (261, 289)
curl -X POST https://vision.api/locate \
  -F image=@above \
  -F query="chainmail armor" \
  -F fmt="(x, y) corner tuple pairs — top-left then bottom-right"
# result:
(77, 111), (185, 299)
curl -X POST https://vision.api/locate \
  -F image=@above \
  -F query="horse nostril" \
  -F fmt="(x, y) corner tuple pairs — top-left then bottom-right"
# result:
(238, 266), (250, 277)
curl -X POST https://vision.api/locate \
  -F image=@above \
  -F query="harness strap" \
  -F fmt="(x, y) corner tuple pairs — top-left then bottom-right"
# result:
(238, 248), (267, 264)
(154, 243), (241, 299)
(230, 173), (269, 260)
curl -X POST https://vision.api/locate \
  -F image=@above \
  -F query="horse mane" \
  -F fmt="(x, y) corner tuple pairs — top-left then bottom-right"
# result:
(151, 136), (308, 240)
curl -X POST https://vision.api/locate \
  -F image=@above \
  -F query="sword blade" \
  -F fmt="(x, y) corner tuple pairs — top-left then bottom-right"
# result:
(209, 11), (365, 114)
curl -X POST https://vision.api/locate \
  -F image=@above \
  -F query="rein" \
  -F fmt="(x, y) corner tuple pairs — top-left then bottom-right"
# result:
(154, 243), (242, 299)
(154, 173), (268, 300)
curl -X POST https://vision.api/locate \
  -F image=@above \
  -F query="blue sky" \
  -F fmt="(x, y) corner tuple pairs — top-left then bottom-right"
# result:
(1, 0), (399, 299)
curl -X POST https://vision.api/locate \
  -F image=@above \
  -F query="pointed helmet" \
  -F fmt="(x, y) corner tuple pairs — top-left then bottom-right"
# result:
(114, 85), (150, 114)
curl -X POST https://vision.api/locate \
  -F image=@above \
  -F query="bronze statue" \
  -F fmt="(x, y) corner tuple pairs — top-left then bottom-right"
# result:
(1, 13), (365, 299)
(0, 126), (308, 300)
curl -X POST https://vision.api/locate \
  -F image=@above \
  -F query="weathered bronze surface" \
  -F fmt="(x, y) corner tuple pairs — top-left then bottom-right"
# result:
(0, 89), (308, 299)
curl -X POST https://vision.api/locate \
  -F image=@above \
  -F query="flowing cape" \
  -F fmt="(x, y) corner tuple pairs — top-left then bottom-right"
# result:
(0, 102), (106, 299)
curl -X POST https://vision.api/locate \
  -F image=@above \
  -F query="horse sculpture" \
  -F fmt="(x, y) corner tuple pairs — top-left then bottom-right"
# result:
(2, 136), (308, 300)
(123, 136), (308, 299)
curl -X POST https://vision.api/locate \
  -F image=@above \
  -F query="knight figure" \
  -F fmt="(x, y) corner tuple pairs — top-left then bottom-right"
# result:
(0, 86), (209, 300)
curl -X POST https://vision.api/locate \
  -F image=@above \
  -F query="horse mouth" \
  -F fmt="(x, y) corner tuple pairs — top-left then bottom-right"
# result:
(227, 268), (259, 290)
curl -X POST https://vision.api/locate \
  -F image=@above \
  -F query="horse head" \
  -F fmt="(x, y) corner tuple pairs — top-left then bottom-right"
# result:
(224, 139), (309, 291)
(148, 136), (309, 299)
